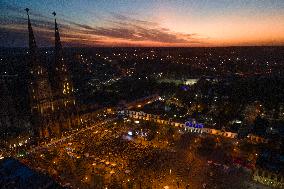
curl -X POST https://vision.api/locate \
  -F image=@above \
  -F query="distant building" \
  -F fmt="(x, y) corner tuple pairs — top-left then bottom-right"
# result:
(279, 103), (284, 120)
(253, 169), (284, 188)
(184, 78), (198, 86)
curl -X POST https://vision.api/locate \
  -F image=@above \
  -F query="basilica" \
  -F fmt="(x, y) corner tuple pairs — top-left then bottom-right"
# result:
(26, 8), (79, 139)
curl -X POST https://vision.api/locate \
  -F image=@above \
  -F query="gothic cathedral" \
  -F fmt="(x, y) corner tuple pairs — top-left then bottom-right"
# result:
(26, 9), (77, 140)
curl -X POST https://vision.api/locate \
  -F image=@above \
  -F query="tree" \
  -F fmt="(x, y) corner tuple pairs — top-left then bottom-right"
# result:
(166, 126), (175, 143)
(109, 178), (122, 189)
(197, 137), (215, 157)
(253, 116), (268, 136)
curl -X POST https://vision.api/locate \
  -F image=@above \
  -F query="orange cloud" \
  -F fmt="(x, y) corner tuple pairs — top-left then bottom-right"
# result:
(1, 6), (283, 47)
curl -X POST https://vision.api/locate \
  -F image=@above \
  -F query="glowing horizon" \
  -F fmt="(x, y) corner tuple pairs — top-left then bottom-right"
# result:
(1, 0), (284, 47)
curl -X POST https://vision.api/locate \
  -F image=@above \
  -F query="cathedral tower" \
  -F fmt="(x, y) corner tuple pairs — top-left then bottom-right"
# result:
(50, 12), (76, 131)
(26, 8), (54, 139)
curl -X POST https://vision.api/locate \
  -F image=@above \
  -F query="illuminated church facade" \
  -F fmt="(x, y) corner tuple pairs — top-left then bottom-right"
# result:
(26, 9), (78, 139)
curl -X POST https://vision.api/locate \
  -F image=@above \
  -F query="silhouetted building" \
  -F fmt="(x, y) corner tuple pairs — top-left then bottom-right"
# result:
(26, 9), (55, 139)
(48, 12), (77, 133)
(26, 9), (78, 140)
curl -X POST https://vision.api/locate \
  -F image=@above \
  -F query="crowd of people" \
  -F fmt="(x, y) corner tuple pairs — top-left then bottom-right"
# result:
(22, 118), (266, 189)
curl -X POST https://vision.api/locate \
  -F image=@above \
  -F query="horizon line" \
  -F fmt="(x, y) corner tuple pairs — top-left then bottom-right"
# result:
(1, 45), (284, 49)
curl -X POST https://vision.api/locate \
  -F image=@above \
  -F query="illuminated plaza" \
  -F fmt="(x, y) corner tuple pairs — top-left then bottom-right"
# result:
(19, 112), (270, 189)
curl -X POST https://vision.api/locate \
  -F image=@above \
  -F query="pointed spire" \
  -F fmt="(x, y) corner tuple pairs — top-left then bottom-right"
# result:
(26, 8), (37, 52)
(53, 12), (62, 53)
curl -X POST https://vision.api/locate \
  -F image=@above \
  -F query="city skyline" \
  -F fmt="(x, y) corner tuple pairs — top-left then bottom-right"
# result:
(1, 0), (284, 47)
(1, 1), (284, 187)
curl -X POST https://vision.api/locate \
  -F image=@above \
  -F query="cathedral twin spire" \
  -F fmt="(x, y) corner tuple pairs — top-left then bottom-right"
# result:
(53, 11), (62, 53)
(26, 9), (62, 55)
(26, 9), (75, 138)
(26, 8), (74, 106)
(25, 8), (37, 53)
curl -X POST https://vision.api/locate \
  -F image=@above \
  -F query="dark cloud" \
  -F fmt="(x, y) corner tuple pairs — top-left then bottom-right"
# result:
(0, 2), (50, 20)
(59, 13), (203, 45)
(0, 2), (22, 13)
(110, 12), (157, 27)
(61, 19), (94, 30)
(0, 27), (51, 47)
(0, 4), (203, 47)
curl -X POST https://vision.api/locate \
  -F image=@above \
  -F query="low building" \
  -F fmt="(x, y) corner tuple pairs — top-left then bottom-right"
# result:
(253, 169), (284, 188)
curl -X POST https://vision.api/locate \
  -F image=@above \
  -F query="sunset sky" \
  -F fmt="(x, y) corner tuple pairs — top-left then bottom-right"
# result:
(1, 0), (284, 47)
